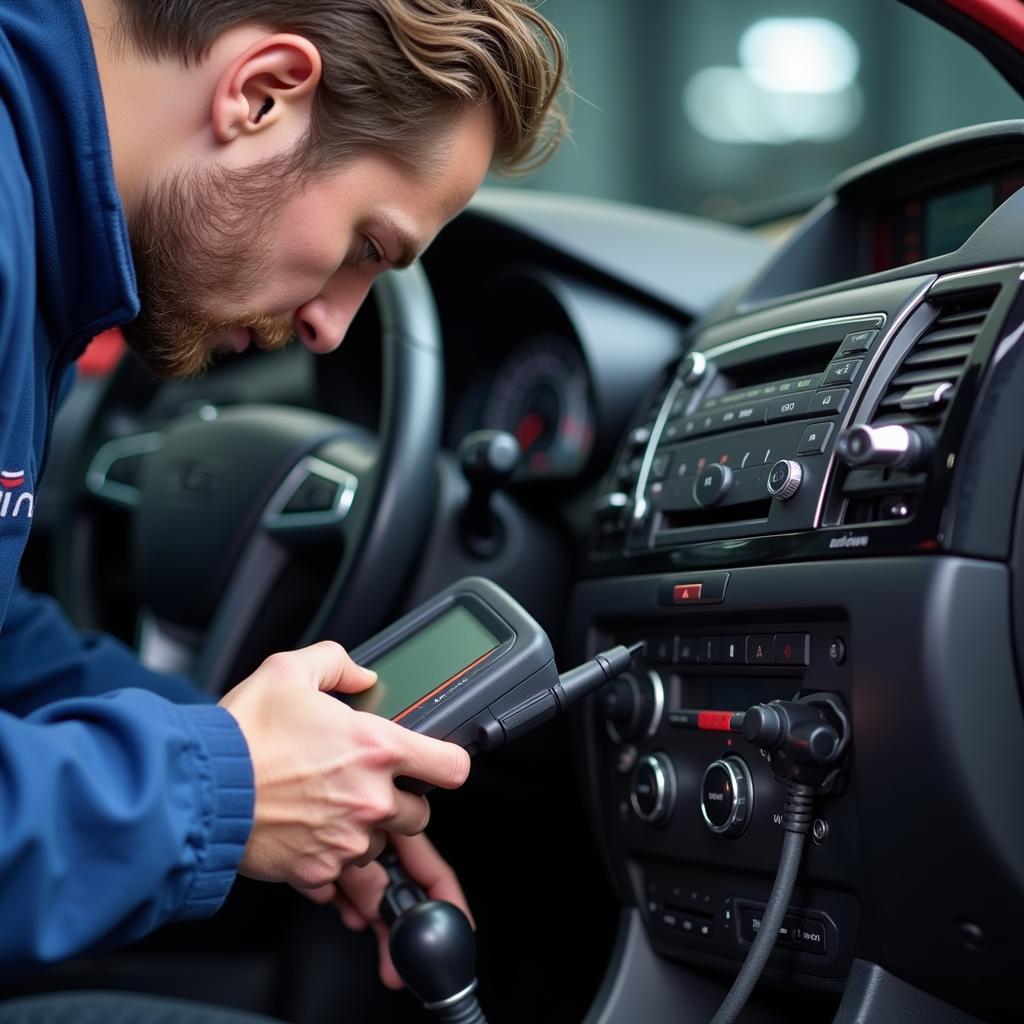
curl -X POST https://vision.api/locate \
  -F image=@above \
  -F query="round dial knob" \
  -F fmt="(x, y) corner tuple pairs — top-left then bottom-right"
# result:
(679, 351), (708, 386)
(767, 459), (802, 500)
(601, 671), (664, 743)
(836, 423), (929, 471)
(693, 463), (733, 508)
(701, 756), (753, 837)
(631, 753), (676, 826)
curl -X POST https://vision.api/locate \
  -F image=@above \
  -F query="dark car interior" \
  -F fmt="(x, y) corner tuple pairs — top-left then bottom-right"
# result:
(3, 1), (1024, 1022)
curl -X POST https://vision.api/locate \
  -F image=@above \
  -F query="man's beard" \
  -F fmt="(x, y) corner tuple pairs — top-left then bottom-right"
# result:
(122, 156), (301, 380)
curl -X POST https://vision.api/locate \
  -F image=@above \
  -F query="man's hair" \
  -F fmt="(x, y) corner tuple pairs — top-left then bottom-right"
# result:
(111, 0), (566, 174)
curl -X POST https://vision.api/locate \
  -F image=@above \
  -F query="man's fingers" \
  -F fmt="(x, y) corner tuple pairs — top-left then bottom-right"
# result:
(296, 881), (338, 906)
(373, 919), (403, 990)
(390, 832), (474, 927)
(383, 791), (431, 837)
(387, 726), (471, 790)
(269, 640), (377, 694)
(336, 859), (389, 922)
(333, 891), (369, 932)
(351, 829), (387, 868)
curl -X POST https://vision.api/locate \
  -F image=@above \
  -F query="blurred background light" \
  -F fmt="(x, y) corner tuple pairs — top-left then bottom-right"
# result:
(683, 17), (863, 145)
(740, 18), (860, 94)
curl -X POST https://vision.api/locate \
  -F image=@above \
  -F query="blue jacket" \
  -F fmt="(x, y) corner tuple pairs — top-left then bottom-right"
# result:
(0, 0), (254, 973)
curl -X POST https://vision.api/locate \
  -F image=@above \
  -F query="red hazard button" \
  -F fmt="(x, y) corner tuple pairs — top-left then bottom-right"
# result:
(673, 583), (703, 603)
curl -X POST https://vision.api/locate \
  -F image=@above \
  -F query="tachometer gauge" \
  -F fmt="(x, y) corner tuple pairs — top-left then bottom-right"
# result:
(483, 334), (594, 478)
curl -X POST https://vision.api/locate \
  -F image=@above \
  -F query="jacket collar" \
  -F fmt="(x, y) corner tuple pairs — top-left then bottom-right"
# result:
(2, 0), (139, 354)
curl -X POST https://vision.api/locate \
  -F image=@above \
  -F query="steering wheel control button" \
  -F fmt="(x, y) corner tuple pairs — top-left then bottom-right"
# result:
(808, 388), (849, 416)
(693, 463), (733, 507)
(765, 393), (812, 422)
(839, 329), (879, 355)
(283, 474), (341, 514)
(822, 358), (864, 386)
(263, 456), (358, 533)
(746, 635), (773, 665)
(631, 754), (676, 826)
(701, 757), (752, 837)
(773, 633), (811, 666)
(767, 459), (803, 500)
(797, 422), (834, 456)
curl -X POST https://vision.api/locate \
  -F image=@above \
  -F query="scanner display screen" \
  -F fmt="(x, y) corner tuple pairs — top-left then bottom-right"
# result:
(358, 605), (501, 720)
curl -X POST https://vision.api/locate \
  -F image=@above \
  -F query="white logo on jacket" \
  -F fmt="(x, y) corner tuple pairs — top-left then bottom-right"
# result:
(0, 470), (33, 518)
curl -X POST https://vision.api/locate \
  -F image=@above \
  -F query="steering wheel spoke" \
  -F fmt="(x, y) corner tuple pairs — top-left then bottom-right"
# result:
(85, 431), (165, 508)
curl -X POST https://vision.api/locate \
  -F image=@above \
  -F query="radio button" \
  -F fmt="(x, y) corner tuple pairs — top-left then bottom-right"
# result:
(693, 463), (733, 507)
(839, 328), (879, 355)
(746, 635), (773, 665)
(808, 388), (849, 415)
(765, 393), (812, 422)
(797, 422), (834, 455)
(722, 636), (745, 664)
(822, 359), (863, 386)
(774, 633), (811, 666)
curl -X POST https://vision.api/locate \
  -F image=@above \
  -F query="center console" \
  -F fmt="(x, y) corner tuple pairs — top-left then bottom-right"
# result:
(573, 254), (1024, 1021)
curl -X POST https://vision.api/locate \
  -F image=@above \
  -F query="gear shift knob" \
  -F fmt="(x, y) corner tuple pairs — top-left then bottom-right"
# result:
(389, 900), (478, 1008)
(458, 429), (521, 557)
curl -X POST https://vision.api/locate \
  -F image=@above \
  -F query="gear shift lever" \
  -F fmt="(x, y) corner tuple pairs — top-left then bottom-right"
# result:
(458, 430), (520, 558)
(379, 850), (488, 1023)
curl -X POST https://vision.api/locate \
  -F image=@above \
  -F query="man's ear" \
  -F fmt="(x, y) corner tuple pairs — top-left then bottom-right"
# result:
(212, 33), (322, 143)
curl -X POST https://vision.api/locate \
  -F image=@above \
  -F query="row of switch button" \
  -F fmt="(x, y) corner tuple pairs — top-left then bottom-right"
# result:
(647, 633), (810, 667)
(654, 906), (714, 939)
(739, 906), (827, 954)
(662, 385), (851, 445)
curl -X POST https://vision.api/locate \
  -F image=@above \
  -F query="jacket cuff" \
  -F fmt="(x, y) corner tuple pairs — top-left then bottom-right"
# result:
(174, 705), (254, 919)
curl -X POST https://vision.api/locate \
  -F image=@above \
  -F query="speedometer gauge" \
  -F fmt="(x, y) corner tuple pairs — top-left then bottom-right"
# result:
(482, 334), (594, 479)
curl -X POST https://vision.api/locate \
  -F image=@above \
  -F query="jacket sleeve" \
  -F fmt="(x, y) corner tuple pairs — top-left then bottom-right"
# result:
(0, 688), (253, 974)
(0, 581), (211, 716)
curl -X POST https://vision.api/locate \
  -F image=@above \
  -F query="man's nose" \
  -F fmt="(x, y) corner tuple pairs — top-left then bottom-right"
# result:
(293, 277), (373, 355)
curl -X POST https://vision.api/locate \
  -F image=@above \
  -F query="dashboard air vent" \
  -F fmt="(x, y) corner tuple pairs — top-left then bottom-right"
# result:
(871, 288), (997, 429)
(840, 287), (998, 526)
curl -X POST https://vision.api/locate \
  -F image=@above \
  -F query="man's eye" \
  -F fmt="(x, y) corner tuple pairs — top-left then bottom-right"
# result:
(358, 237), (383, 266)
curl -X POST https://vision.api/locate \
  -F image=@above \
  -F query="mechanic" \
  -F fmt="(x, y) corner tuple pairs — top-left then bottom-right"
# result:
(0, 0), (564, 1019)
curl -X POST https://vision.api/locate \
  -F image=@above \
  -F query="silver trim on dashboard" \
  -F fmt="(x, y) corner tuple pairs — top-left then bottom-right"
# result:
(633, 374), (684, 523)
(701, 313), (886, 363)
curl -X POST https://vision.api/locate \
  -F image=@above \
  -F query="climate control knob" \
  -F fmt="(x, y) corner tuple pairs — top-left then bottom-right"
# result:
(701, 756), (753, 837)
(631, 753), (676, 826)
(693, 462), (733, 507)
(767, 459), (802, 500)
(601, 671), (664, 743)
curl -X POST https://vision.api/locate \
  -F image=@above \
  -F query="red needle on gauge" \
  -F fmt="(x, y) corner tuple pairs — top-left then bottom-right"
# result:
(515, 412), (546, 453)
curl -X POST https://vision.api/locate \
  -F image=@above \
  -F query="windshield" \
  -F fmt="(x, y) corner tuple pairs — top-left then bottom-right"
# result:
(514, 0), (1023, 224)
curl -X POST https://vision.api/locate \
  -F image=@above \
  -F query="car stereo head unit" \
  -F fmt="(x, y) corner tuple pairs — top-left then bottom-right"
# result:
(590, 263), (1023, 573)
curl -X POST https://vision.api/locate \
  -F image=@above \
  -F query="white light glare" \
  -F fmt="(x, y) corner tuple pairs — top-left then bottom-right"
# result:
(740, 18), (860, 95)
(683, 66), (862, 145)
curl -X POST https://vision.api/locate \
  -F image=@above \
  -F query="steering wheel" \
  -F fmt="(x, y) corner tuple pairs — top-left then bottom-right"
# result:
(61, 265), (442, 694)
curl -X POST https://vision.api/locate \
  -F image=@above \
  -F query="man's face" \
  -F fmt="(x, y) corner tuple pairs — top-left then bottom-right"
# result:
(122, 104), (495, 379)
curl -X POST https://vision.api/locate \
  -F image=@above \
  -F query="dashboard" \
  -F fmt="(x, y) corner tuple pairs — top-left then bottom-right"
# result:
(415, 120), (1024, 1024)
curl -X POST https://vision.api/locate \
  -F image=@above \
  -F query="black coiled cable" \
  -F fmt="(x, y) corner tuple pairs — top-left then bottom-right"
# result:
(709, 781), (815, 1024)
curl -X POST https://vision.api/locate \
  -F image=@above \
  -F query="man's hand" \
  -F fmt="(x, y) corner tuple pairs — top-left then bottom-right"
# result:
(302, 831), (473, 990)
(219, 641), (470, 888)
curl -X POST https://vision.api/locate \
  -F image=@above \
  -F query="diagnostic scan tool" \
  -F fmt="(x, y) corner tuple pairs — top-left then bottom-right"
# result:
(345, 576), (639, 766)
